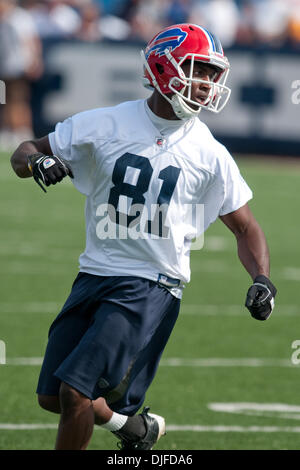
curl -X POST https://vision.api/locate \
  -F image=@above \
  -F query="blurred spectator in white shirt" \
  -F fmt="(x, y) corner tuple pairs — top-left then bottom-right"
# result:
(250, 0), (290, 46)
(99, 13), (131, 40)
(128, 0), (170, 42)
(24, 0), (81, 39)
(188, 0), (241, 48)
(76, 0), (131, 41)
(0, 0), (43, 148)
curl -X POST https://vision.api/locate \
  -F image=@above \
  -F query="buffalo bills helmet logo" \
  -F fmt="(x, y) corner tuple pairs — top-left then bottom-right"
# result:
(145, 27), (188, 59)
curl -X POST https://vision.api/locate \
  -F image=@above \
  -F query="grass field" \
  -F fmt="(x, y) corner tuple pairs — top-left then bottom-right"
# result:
(1, 151), (300, 450)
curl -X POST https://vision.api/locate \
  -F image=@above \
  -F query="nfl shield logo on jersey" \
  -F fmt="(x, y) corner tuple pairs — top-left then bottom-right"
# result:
(156, 138), (165, 147)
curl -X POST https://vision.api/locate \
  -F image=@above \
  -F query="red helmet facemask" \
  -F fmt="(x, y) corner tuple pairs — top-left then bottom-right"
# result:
(141, 24), (231, 119)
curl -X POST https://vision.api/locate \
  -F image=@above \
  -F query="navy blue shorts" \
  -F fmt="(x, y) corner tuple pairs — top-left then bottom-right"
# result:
(36, 273), (180, 415)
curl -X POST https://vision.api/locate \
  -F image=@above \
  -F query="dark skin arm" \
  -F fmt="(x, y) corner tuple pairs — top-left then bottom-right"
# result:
(10, 135), (52, 178)
(220, 203), (270, 281)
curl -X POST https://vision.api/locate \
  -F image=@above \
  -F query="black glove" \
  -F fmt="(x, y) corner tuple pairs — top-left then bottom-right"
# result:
(245, 275), (277, 321)
(28, 153), (74, 193)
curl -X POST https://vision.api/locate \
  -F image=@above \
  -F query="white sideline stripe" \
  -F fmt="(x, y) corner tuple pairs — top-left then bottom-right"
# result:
(204, 236), (229, 252)
(0, 302), (299, 316)
(6, 357), (44, 365)
(0, 302), (61, 313)
(1, 423), (300, 433)
(5, 357), (292, 367)
(181, 304), (299, 316)
(0, 424), (58, 430)
(160, 358), (292, 367)
(183, 305), (244, 316)
(209, 403), (300, 413)
(208, 402), (300, 421)
(282, 267), (300, 281)
(166, 425), (300, 433)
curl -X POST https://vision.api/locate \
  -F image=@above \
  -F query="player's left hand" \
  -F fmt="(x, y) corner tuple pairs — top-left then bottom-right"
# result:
(245, 275), (277, 321)
(28, 152), (74, 193)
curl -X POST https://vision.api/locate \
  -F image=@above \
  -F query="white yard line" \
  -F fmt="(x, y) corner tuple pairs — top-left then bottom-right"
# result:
(4, 357), (293, 367)
(160, 358), (292, 367)
(1, 423), (300, 433)
(166, 425), (300, 433)
(282, 268), (300, 281)
(0, 424), (58, 430)
(6, 357), (44, 366)
(182, 304), (244, 316)
(208, 402), (300, 421)
(0, 302), (61, 314)
(209, 403), (300, 412)
(203, 236), (229, 252)
(0, 302), (298, 316)
(181, 304), (299, 316)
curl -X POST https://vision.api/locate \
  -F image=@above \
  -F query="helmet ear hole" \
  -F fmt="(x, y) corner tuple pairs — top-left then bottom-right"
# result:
(155, 63), (164, 75)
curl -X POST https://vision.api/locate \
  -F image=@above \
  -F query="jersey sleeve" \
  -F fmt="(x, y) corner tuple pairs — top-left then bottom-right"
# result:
(219, 149), (253, 216)
(48, 114), (96, 196)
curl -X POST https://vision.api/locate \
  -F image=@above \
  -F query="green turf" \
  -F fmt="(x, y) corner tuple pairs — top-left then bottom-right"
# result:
(1, 152), (300, 450)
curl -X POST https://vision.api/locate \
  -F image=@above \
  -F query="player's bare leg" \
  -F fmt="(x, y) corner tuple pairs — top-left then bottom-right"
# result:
(38, 393), (113, 422)
(39, 394), (132, 422)
(38, 395), (61, 413)
(38, 389), (163, 450)
(55, 382), (95, 450)
(93, 397), (113, 424)
(38, 390), (141, 448)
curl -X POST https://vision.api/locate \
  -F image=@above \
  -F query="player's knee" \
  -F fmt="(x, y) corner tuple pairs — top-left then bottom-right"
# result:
(38, 394), (60, 413)
(59, 382), (91, 413)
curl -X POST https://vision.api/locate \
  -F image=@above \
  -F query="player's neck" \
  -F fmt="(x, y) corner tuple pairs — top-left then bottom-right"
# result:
(147, 93), (180, 121)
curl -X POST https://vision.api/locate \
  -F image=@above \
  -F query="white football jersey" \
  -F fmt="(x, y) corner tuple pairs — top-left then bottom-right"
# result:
(49, 99), (252, 298)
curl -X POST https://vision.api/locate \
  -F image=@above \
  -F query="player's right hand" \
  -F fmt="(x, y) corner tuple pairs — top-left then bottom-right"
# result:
(27, 152), (74, 193)
(245, 275), (277, 321)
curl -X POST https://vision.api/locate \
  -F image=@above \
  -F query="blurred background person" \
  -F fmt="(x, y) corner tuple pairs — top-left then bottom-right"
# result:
(164, 0), (191, 25)
(249, 0), (290, 47)
(234, 0), (257, 45)
(22, 0), (81, 39)
(188, 0), (241, 48)
(91, 0), (124, 16)
(286, 0), (300, 48)
(127, 0), (170, 42)
(1, 0), (299, 150)
(75, 2), (102, 41)
(0, 0), (43, 150)
(97, 0), (131, 41)
(75, 0), (131, 42)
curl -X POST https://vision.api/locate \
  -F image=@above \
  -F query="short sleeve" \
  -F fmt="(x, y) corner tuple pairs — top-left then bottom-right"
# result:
(219, 151), (253, 216)
(48, 114), (96, 196)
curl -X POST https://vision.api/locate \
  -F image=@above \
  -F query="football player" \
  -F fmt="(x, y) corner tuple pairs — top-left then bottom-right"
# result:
(10, 24), (277, 450)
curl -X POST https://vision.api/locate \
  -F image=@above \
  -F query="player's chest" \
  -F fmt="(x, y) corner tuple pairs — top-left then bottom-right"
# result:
(94, 142), (213, 204)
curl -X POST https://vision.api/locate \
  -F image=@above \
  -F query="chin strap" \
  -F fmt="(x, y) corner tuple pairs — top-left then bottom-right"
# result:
(171, 94), (201, 120)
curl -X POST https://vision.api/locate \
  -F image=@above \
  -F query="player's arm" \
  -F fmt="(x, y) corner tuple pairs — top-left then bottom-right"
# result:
(10, 136), (73, 192)
(11, 136), (53, 178)
(219, 203), (277, 321)
(220, 203), (269, 279)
